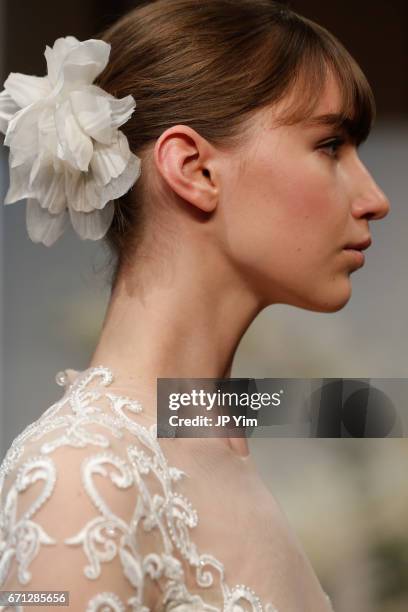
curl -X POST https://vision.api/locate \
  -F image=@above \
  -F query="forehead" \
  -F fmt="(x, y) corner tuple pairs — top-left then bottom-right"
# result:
(309, 70), (343, 116)
(277, 69), (344, 126)
(252, 69), (346, 136)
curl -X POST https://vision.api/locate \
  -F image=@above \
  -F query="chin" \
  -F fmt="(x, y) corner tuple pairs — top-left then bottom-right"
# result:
(312, 285), (353, 313)
(289, 280), (353, 313)
(317, 296), (351, 313)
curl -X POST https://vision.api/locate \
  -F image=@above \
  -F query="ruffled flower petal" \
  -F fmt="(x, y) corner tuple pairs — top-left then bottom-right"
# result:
(29, 159), (67, 214)
(68, 200), (114, 241)
(4, 73), (51, 108)
(4, 160), (37, 204)
(49, 38), (111, 94)
(90, 130), (131, 187)
(109, 95), (136, 129)
(55, 99), (93, 171)
(86, 85), (136, 129)
(37, 107), (59, 158)
(5, 103), (41, 167)
(44, 36), (80, 87)
(26, 198), (69, 246)
(28, 152), (45, 188)
(0, 90), (20, 134)
(98, 152), (142, 206)
(64, 168), (102, 213)
(69, 89), (114, 144)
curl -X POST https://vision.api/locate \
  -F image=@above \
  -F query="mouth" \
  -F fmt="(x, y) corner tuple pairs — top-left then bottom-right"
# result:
(343, 248), (366, 267)
(343, 237), (372, 268)
(344, 237), (372, 251)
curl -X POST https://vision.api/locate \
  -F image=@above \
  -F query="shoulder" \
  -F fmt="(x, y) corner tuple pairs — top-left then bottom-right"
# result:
(0, 367), (168, 610)
(1, 445), (154, 609)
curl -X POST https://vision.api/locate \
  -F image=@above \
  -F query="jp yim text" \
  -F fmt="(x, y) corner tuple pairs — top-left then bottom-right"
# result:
(168, 414), (258, 427)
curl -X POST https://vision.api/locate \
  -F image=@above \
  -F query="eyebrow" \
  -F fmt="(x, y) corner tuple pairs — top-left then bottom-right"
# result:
(302, 112), (360, 144)
(303, 112), (350, 129)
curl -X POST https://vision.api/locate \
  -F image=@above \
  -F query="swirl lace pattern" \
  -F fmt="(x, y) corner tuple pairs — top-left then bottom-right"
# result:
(0, 366), (333, 611)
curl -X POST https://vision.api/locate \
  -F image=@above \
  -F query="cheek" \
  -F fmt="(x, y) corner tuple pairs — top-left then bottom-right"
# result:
(234, 159), (339, 262)
(269, 156), (340, 224)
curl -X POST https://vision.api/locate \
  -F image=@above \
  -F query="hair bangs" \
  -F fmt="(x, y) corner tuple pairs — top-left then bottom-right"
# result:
(324, 45), (376, 146)
(272, 17), (376, 147)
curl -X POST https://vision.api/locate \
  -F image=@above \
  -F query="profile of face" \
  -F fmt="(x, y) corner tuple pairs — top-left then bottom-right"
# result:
(153, 68), (390, 314)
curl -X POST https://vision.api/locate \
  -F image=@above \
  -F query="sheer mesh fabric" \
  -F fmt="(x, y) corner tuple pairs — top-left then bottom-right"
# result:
(0, 366), (334, 611)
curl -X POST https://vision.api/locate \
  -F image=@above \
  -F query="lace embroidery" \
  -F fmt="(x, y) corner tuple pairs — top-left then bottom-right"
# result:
(0, 365), (333, 611)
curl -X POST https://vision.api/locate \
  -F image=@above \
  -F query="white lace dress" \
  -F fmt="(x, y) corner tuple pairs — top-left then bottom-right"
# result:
(0, 366), (334, 611)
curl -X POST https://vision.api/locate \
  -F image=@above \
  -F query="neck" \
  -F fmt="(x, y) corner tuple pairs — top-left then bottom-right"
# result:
(89, 242), (263, 457)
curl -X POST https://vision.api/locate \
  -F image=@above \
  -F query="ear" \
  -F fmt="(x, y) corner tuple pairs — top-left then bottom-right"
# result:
(153, 125), (219, 213)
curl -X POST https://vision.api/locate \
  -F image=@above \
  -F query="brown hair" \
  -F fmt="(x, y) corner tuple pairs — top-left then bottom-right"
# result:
(95, 0), (375, 290)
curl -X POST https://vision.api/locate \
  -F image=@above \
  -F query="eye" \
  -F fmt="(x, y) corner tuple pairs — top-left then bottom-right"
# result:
(317, 136), (346, 159)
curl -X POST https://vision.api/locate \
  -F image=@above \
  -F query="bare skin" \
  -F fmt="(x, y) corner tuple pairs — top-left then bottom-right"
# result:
(89, 70), (390, 461)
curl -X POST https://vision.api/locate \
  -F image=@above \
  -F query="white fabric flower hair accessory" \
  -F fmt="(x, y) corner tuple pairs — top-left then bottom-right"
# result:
(0, 36), (142, 246)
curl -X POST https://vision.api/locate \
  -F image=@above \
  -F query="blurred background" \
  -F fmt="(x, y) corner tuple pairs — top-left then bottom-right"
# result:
(0, 1), (407, 610)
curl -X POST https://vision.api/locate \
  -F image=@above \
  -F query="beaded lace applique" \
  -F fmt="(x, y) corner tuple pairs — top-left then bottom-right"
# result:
(0, 366), (333, 611)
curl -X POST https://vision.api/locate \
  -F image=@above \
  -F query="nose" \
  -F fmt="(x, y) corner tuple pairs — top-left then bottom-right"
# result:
(351, 165), (391, 221)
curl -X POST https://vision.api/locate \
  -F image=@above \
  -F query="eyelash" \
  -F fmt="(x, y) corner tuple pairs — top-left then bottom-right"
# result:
(318, 136), (346, 159)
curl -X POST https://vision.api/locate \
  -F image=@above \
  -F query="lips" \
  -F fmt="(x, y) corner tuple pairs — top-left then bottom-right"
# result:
(343, 237), (371, 268)
(344, 237), (372, 251)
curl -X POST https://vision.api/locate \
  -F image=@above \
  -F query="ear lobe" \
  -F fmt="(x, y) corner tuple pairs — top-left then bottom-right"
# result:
(154, 125), (219, 214)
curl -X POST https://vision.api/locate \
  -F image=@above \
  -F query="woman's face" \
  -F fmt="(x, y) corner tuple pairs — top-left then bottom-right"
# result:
(221, 71), (390, 312)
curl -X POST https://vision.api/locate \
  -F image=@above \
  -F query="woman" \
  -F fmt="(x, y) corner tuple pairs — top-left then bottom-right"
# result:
(0, 0), (390, 610)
